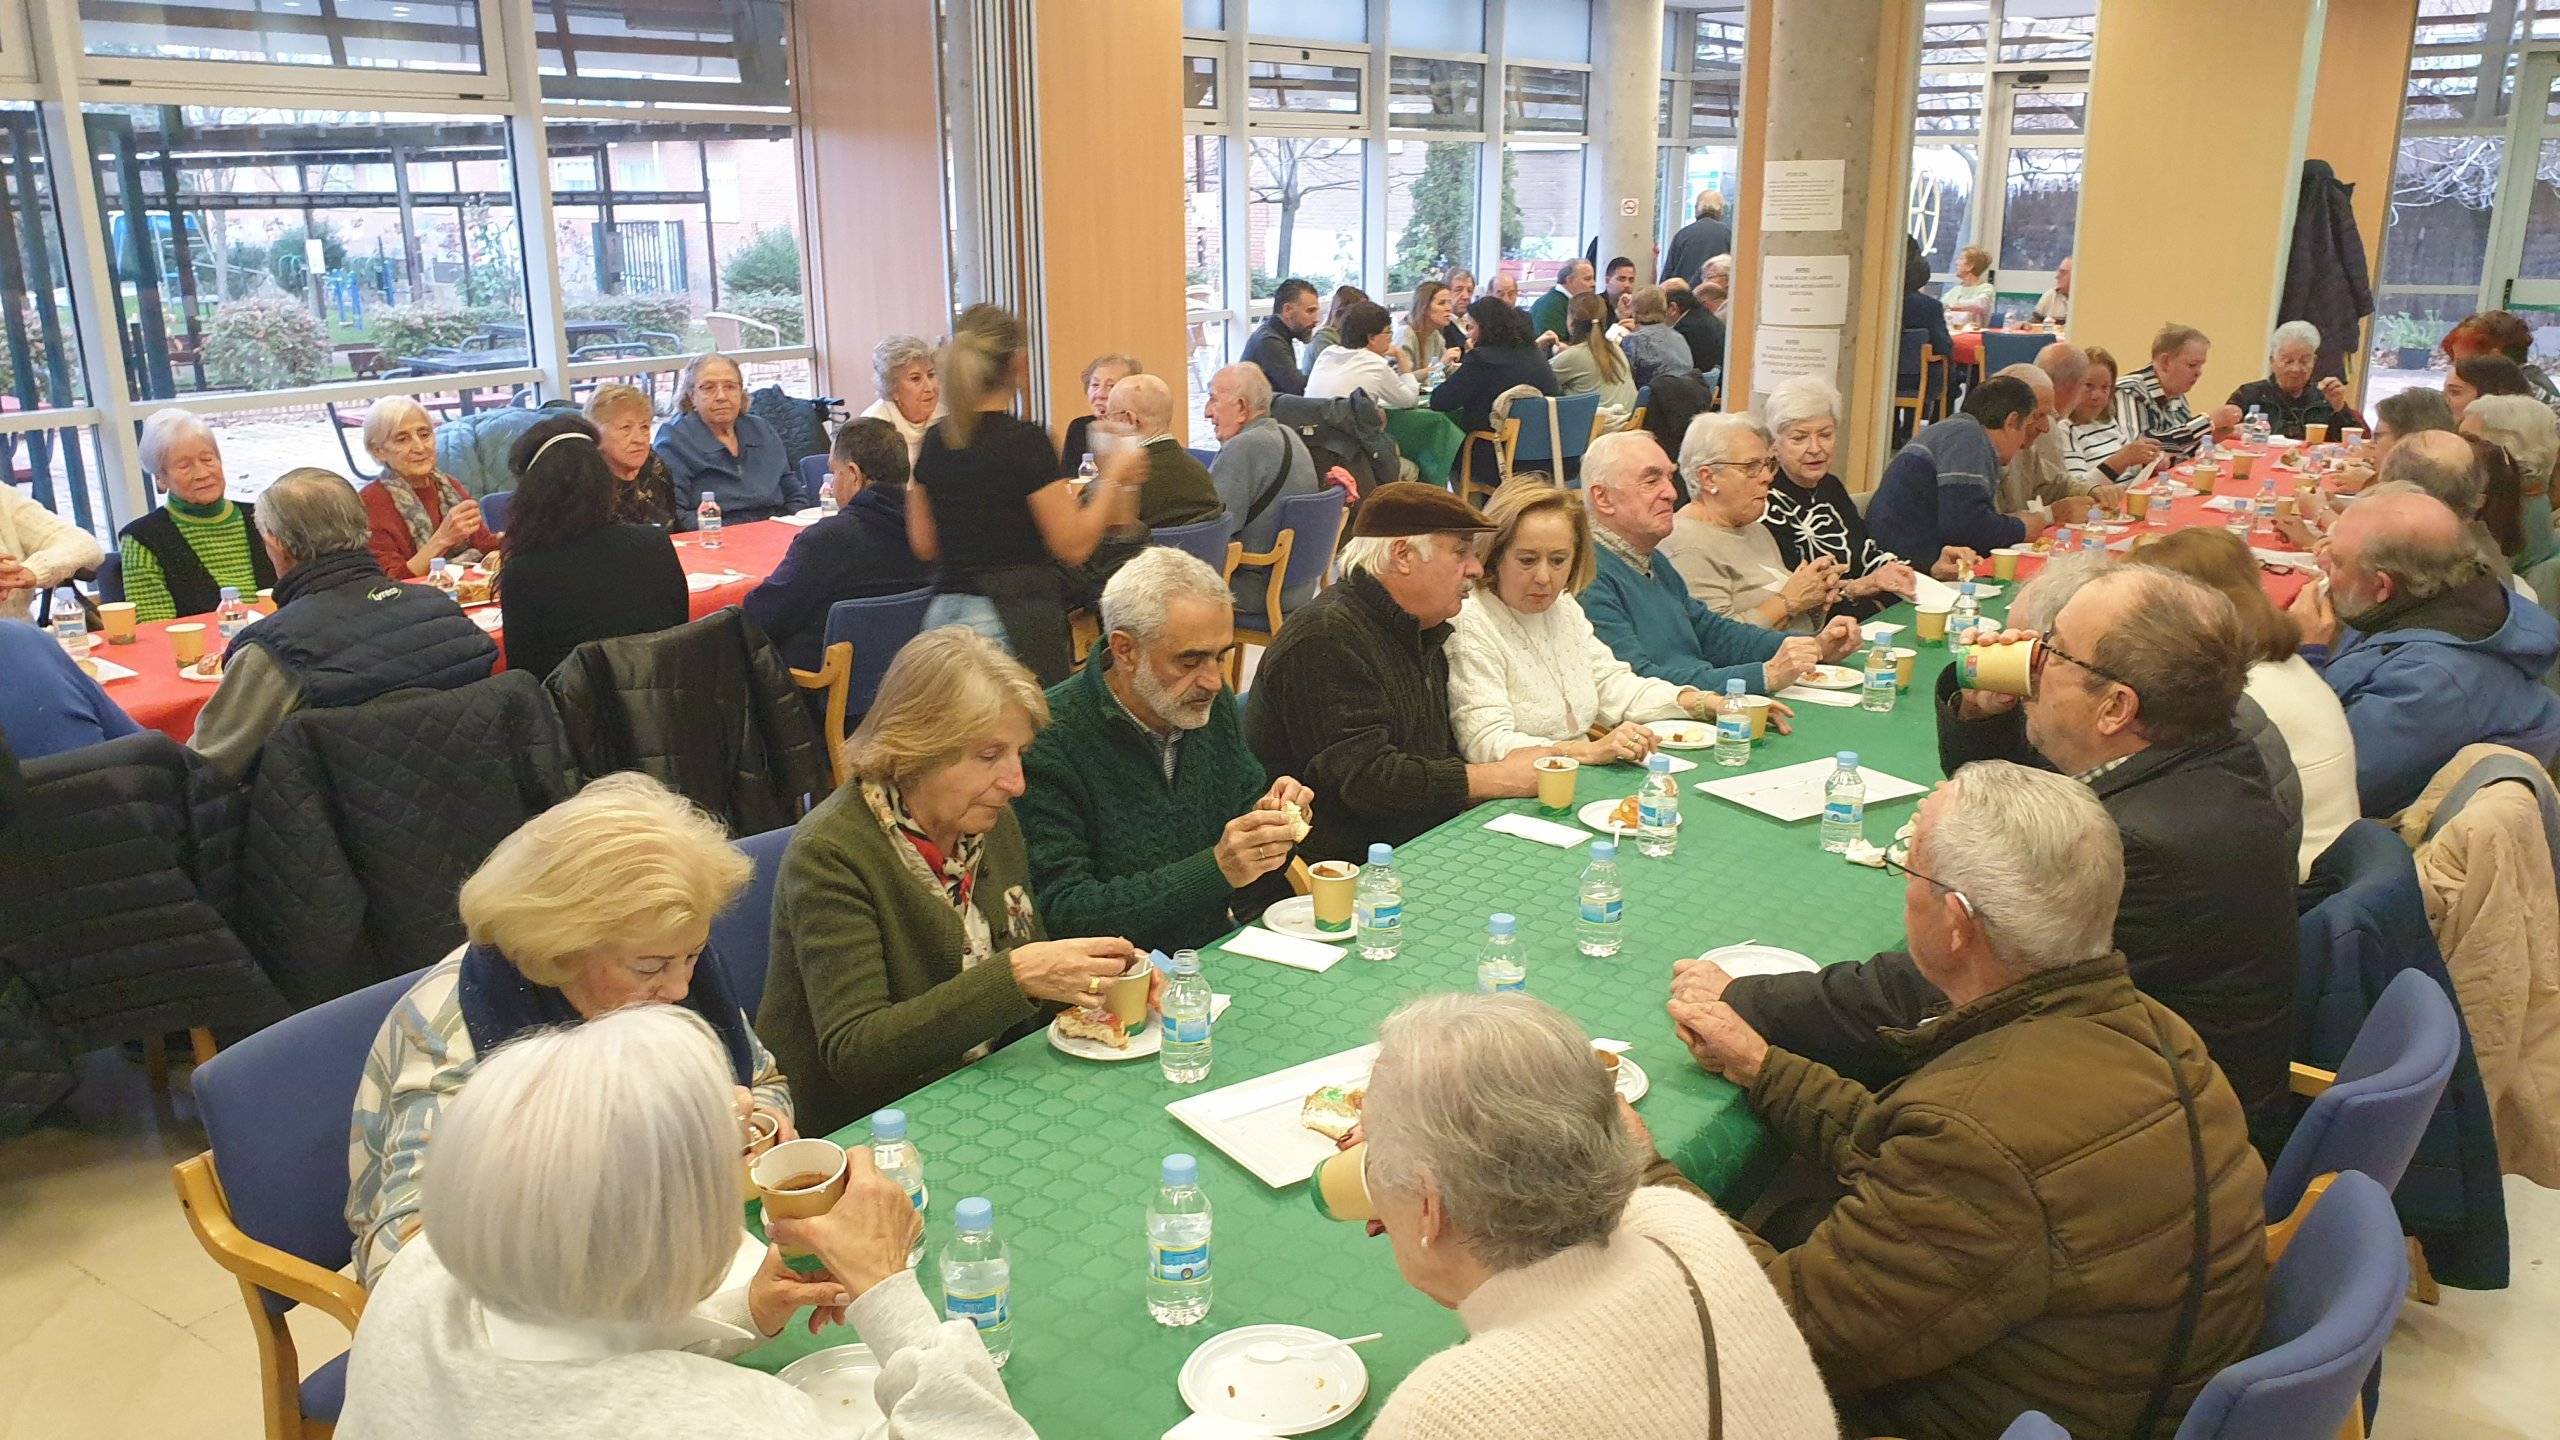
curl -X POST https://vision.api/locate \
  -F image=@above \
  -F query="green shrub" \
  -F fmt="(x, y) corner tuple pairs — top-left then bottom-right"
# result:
(723, 292), (806, 346)
(367, 304), (485, 361)
(202, 296), (331, 389)
(566, 294), (697, 352)
(721, 228), (802, 297)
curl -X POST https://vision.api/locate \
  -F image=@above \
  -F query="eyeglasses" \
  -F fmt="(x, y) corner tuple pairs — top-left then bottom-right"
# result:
(1707, 457), (1779, 478)
(1881, 854), (1977, 918)
(2029, 626), (2141, 700)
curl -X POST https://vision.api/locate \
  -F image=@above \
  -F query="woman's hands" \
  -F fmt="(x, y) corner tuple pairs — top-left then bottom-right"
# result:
(1009, 936), (1140, 1007)
(746, 1243), (856, 1338)
(1777, 556), (1844, 616)
(765, 1149), (923, 1319)
(1929, 547), (1979, 583)
(1845, 560), (1918, 601)
(431, 498), (485, 550)
(735, 1086), (799, 1145)
(1565, 721), (1661, 767)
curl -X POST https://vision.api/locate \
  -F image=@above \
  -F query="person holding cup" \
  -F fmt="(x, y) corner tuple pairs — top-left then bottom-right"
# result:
(0, 478), (100, 621)
(347, 773), (793, 1289)
(359, 395), (502, 579)
(762, 627), (1145, 1136)
(339, 1004), (1034, 1440)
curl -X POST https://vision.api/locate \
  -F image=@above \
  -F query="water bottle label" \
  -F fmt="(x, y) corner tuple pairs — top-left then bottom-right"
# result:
(947, 1288), (1008, 1329)
(1161, 1012), (1211, 1044)
(1480, 976), (1525, 994)
(1151, 1243), (1210, 1281)
(904, 1182), (926, 1214)
(1717, 716), (1748, 741)
(1578, 897), (1623, 924)
(1638, 797), (1674, 827)
(1356, 901), (1401, 928)
(1824, 801), (1859, 825)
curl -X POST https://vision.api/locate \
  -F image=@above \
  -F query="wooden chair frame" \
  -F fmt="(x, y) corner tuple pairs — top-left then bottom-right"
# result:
(787, 640), (853, 789)
(2284, 1061), (2440, 1306)
(143, 1026), (220, 1093)
(172, 1154), (366, 1440)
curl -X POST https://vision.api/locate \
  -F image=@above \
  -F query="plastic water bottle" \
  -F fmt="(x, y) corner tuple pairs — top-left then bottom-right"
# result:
(1636, 752), (1679, 858)
(1355, 843), (1403, 961)
(2081, 529), (2105, 558)
(1078, 452), (1100, 486)
(2244, 404), (2269, 445)
(2253, 474), (2278, 537)
(1861, 643), (1897, 713)
(1575, 840), (1624, 957)
(424, 559), (456, 597)
(215, 586), (251, 650)
(869, 1108), (927, 1269)
(817, 473), (839, 516)
(1145, 1154), (1213, 1326)
(1822, 751), (1866, 854)
(696, 490), (724, 547)
(1949, 580), (1980, 639)
(1160, 948), (1213, 1084)
(941, 1198), (1012, 1368)
(53, 609), (90, 667)
(1715, 677), (1751, 767)
(1475, 913), (1525, 993)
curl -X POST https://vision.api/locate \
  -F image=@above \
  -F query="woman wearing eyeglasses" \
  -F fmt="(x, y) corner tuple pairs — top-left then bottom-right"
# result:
(1658, 412), (1844, 633)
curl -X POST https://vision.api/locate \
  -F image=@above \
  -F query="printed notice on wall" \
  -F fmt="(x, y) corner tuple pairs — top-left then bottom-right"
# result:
(1754, 325), (1840, 387)
(1758, 255), (1851, 328)
(1762, 159), (1845, 232)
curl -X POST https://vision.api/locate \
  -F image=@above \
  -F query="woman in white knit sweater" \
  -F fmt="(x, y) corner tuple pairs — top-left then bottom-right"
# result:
(1360, 993), (1837, 1440)
(1447, 477), (1728, 764)
(337, 1005), (1031, 1440)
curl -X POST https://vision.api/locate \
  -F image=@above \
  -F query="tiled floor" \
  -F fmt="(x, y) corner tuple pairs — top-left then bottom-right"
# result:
(1, 1047), (2552, 1438)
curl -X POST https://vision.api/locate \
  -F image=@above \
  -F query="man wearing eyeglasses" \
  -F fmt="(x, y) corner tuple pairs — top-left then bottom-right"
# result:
(1670, 762), (2268, 1440)
(1681, 564), (2299, 1156)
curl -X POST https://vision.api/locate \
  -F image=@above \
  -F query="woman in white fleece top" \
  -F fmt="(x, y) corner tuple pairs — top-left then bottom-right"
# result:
(1446, 477), (1723, 764)
(337, 1005), (1030, 1440)
(1359, 993), (1838, 1440)
(1304, 299), (1423, 410)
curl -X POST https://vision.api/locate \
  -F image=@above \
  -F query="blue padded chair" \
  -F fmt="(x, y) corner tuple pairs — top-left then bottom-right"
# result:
(798, 452), (831, 499)
(711, 826), (795, 1018)
(1187, 446), (1219, 470)
(173, 967), (425, 1440)
(1233, 486), (1348, 641)
(1152, 516), (1237, 574)
(477, 488), (512, 533)
(1507, 390), (1603, 488)
(821, 585), (936, 721)
(2000, 1415), (2071, 1440)
(2266, 969), (2461, 1242)
(95, 550), (124, 604)
(1981, 329), (2046, 374)
(2173, 1171), (2408, 1440)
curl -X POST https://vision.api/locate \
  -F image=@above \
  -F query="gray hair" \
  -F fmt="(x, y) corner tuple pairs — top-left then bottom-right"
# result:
(1363, 993), (1639, 1272)
(2036, 342), (2089, 396)
(2011, 551), (2110, 630)
(872, 335), (935, 395)
(1100, 544), (1232, 645)
(1994, 361), (2053, 403)
(2356, 482), (2493, 600)
(1580, 428), (1664, 499)
(2462, 394), (2559, 490)
(1211, 362), (1274, 420)
(138, 407), (216, 475)
(1337, 531), (1437, 580)
(1764, 376), (1841, 438)
(254, 467), (371, 561)
(1928, 760), (2125, 975)
(2380, 429), (2483, 518)
(422, 1004), (740, 1327)
(2270, 320), (2322, 358)
(1677, 410), (1768, 482)
(361, 395), (433, 462)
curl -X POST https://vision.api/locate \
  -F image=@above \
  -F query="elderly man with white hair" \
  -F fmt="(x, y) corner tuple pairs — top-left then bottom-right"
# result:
(1247, 482), (1541, 862)
(1673, 761), (2268, 1440)
(338, 1005), (1032, 1440)
(1203, 361), (1323, 609)
(1354, 992), (1838, 1440)
(1581, 428), (1856, 695)
(1021, 546), (1314, 953)
(358, 395), (499, 579)
(118, 408), (275, 621)
(2225, 320), (2366, 440)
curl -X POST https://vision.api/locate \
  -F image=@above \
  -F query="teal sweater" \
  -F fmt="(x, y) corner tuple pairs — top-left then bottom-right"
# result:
(1019, 647), (1272, 952)
(1581, 542), (1782, 694)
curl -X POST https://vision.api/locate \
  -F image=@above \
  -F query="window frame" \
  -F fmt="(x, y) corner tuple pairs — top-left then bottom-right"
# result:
(1244, 40), (1372, 134)
(71, 0), (516, 104)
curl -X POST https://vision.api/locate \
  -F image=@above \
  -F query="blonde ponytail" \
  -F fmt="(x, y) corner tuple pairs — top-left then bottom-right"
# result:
(938, 304), (1025, 448)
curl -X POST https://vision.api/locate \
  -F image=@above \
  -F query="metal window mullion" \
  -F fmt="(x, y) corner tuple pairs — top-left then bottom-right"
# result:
(1480, 0), (1508, 275)
(491, 0), (569, 402)
(1363, 0), (1389, 293)
(1222, 0), (1250, 334)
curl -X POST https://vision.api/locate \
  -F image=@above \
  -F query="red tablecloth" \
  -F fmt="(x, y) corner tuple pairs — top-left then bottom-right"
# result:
(106, 517), (804, 742)
(1950, 326), (2062, 369)
(1979, 444), (2321, 608)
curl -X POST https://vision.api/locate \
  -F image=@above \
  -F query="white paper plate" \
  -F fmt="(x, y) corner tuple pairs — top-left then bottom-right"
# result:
(1645, 718), (1715, 749)
(778, 1343), (885, 1433)
(685, 570), (747, 593)
(1700, 942), (1819, 979)
(177, 662), (225, 684)
(1577, 797), (1678, 832)
(1178, 1325), (1369, 1436)
(1613, 1055), (1650, 1103)
(1798, 664), (1862, 690)
(1965, 582), (2004, 598)
(1262, 895), (1353, 944)
(1167, 1043), (1378, 1188)
(1048, 1012), (1158, 1061)
(79, 655), (138, 683)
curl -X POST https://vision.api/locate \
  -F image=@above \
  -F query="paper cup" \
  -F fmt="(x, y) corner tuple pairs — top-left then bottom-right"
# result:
(1891, 647), (1918, 691)
(2126, 489), (2153, 522)
(2341, 428), (2364, 449)
(754, 1138), (849, 1256)
(254, 588), (277, 615)
(166, 622), (207, 665)
(1913, 605), (1951, 645)
(1989, 547), (2024, 581)
(2230, 450), (2256, 481)
(741, 1111), (781, 1201)
(2276, 494), (2299, 521)
(1737, 695), (1772, 740)
(1104, 961), (1152, 1032)
(1309, 1142), (1374, 1223)
(2304, 423), (2328, 445)
(1534, 754), (1580, 812)
(1956, 639), (2037, 697)
(98, 602), (137, 644)
(1308, 860), (1357, 935)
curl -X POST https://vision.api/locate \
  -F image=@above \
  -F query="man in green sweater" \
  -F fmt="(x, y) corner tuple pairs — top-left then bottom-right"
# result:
(1530, 258), (1595, 351)
(1020, 547), (1315, 953)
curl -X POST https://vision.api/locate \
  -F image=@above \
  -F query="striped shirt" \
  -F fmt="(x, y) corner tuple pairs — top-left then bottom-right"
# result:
(118, 499), (263, 622)
(345, 952), (793, 1286)
(2066, 415), (2135, 483)
(2113, 368), (2212, 461)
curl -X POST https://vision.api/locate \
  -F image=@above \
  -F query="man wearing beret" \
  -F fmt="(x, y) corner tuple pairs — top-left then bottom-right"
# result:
(1246, 482), (1543, 863)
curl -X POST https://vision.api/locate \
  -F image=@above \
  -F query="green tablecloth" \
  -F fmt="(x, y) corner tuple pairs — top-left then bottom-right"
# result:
(1383, 406), (1466, 489)
(740, 608), (1970, 1435)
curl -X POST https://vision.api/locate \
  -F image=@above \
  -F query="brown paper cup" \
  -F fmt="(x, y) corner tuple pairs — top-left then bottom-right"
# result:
(1738, 695), (1771, 740)
(1914, 605), (1951, 644)
(2126, 489), (2153, 521)
(1309, 860), (1357, 934)
(1956, 639), (2037, 697)
(2231, 451), (2256, 481)
(1891, 648), (1918, 691)
(2304, 423), (2328, 445)
(741, 1111), (781, 1201)
(167, 623), (207, 665)
(98, 602), (137, 644)
(1104, 962), (1152, 1031)
(1535, 755), (1580, 812)
(1990, 548), (2023, 581)
(254, 588), (277, 615)
(753, 1138), (848, 1256)
(2276, 494), (2299, 521)
(1309, 1142), (1375, 1223)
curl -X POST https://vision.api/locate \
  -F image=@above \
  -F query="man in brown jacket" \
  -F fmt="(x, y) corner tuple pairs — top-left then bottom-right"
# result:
(1672, 760), (2267, 1440)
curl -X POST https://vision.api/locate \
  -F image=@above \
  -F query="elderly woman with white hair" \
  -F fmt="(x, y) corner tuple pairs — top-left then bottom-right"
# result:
(347, 773), (792, 1289)
(358, 395), (500, 579)
(2224, 319), (2367, 440)
(1658, 412), (1850, 632)
(1757, 377), (1956, 619)
(760, 626), (1144, 1136)
(2461, 392), (2560, 575)
(117, 408), (276, 621)
(1354, 992), (1837, 1439)
(863, 334), (945, 466)
(337, 1005), (1034, 1440)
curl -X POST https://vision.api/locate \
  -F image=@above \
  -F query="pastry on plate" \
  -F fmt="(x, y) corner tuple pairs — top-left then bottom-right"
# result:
(1301, 1084), (1364, 1140)
(1053, 1005), (1129, 1050)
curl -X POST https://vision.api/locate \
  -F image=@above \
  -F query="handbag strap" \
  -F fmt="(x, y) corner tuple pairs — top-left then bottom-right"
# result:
(2131, 1013), (2215, 1440)
(1240, 438), (1298, 535)
(1646, 1236), (1722, 1440)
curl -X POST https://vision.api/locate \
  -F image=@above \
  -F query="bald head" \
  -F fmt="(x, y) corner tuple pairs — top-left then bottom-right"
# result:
(2380, 429), (2484, 518)
(1107, 373), (1174, 435)
(2036, 342), (2089, 396)
(1994, 362), (2054, 406)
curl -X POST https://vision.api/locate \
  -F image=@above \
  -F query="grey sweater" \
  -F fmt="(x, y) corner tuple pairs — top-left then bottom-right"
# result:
(1209, 416), (1322, 609)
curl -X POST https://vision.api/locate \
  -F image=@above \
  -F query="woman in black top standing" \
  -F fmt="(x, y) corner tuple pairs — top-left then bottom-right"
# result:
(1430, 295), (1560, 486)
(495, 415), (690, 681)
(908, 304), (1141, 684)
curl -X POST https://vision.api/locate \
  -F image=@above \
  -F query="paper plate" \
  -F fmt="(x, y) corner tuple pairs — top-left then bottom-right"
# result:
(1645, 718), (1715, 749)
(1178, 1325), (1369, 1436)
(1262, 895), (1350, 944)
(778, 1343), (885, 1433)
(1965, 582), (2004, 598)
(1700, 942), (1819, 979)
(1578, 797), (1678, 832)
(1798, 663), (1863, 690)
(1613, 1055), (1650, 1103)
(1048, 1012), (1159, 1062)
(177, 662), (225, 684)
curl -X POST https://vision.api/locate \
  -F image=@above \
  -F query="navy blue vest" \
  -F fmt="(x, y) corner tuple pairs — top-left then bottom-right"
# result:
(236, 550), (496, 710)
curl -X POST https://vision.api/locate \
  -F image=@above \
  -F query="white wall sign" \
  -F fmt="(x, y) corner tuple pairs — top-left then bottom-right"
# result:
(1618, 197), (1639, 217)
(1754, 325), (1841, 387)
(1762, 159), (1846, 232)
(1758, 255), (1851, 328)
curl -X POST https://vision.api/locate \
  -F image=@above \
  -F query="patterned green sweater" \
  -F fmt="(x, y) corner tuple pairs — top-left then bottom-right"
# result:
(120, 498), (262, 621)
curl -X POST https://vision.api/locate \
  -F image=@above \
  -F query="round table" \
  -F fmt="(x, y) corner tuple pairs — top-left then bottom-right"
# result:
(1383, 406), (1467, 489)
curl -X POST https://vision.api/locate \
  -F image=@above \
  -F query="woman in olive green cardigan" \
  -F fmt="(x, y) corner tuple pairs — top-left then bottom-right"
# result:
(759, 627), (1146, 1135)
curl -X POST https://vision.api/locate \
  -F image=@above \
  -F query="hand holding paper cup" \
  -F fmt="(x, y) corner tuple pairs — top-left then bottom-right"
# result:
(753, 1137), (849, 1258)
(1103, 959), (1154, 1033)
(1955, 637), (2038, 697)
